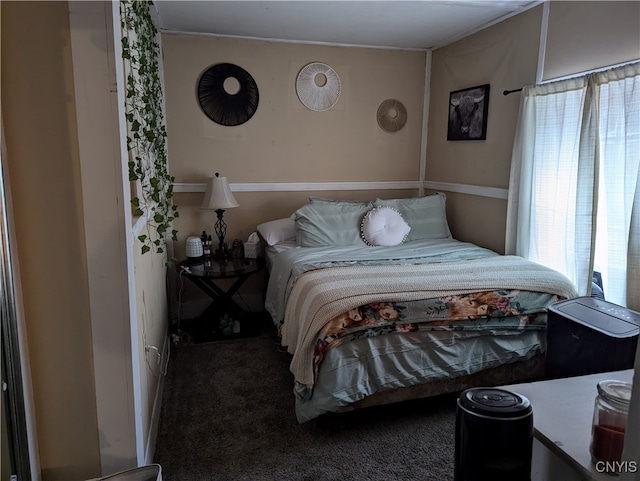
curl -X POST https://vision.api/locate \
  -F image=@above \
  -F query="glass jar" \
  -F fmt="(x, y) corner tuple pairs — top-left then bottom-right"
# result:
(590, 380), (632, 465)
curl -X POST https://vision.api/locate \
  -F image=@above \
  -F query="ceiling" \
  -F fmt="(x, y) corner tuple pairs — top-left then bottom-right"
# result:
(155, 1), (541, 50)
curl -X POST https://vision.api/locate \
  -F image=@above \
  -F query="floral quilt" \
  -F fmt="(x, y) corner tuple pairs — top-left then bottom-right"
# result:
(312, 289), (566, 379)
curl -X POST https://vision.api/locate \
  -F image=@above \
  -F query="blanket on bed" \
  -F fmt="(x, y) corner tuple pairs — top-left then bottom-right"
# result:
(266, 238), (500, 325)
(282, 255), (577, 386)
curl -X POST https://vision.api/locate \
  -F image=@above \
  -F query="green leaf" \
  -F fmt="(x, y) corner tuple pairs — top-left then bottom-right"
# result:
(122, 0), (179, 255)
(141, 244), (151, 255)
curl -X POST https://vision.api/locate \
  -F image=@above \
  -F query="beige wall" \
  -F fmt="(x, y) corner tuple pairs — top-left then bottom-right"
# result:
(544, 1), (640, 81)
(426, 5), (543, 253)
(2, 1), (169, 478)
(163, 35), (426, 184)
(1, 1), (101, 478)
(133, 239), (169, 459)
(162, 34), (427, 262)
(426, 1), (639, 254)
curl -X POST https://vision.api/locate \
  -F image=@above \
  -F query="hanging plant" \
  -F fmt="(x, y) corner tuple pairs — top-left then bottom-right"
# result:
(120, 0), (178, 256)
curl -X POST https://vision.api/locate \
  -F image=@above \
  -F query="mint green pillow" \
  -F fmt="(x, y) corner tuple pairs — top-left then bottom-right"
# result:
(308, 196), (369, 205)
(291, 202), (373, 247)
(374, 193), (452, 241)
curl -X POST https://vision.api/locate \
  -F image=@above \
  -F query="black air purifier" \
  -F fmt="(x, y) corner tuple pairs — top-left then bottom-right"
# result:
(545, 297), (640, 379)
(454, 388), (533, 481)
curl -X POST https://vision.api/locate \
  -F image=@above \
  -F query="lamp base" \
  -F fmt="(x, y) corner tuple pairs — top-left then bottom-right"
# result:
(213, 209), (229, 259)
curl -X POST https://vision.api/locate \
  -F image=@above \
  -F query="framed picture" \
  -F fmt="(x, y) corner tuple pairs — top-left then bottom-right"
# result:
(447, 84), (490, 141)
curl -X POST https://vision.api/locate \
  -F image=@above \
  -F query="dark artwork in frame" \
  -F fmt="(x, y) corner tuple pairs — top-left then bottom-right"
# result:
(447, 84), (490, 141)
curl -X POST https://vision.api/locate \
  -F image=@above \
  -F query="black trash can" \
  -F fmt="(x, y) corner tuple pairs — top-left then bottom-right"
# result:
(454, 388), (533, 481)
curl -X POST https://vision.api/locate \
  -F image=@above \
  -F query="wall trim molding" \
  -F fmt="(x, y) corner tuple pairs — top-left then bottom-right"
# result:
(423, 181), (509, 200)
(144, 335), (169, 464)
(175, 180), (509, 199)
(132, 213), (149, 237)
(174, 181), (422, 193)
(537, 1), (550, 84)
(419, 50), (432, 196)
(160, 30), (428, 52)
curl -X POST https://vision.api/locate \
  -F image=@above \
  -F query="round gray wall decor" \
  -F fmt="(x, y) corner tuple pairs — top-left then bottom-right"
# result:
(377, 99), (407, 132)
(197, 63), (259, 126)
(296, 62), (341, 112)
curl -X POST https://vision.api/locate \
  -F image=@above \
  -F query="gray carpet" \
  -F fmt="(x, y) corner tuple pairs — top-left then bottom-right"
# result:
(154, 327), (457, 480)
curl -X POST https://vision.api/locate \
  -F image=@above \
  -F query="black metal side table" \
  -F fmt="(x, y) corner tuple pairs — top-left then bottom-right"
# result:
(177, 256), (265, 342)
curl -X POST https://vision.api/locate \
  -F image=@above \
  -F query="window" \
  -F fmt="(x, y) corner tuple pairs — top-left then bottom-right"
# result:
(506, 61), (640, 309)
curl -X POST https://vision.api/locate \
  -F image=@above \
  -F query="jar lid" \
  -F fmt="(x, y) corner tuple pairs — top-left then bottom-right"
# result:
(597, 380), (632, 405)
(458, 388), (532, 419)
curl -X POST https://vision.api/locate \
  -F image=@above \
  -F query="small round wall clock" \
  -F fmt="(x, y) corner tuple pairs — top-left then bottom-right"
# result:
(197, 63), (259, 126)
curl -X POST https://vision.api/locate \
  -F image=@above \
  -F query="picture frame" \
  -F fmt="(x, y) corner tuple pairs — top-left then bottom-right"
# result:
(447, 84), (490, 141)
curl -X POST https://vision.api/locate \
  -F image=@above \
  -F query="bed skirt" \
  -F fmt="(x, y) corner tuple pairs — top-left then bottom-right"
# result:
(342, 353), (544, 412)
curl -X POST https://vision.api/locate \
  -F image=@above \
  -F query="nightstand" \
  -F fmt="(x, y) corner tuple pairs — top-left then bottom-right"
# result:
(177, 256), (266, 342)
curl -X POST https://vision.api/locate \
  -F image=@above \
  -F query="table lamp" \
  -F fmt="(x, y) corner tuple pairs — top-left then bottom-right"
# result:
(201, 173), (239, 258)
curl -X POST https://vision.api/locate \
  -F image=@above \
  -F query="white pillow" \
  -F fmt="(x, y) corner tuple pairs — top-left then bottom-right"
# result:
(257, 218), (296, 246)
(360, 206), (411, 246)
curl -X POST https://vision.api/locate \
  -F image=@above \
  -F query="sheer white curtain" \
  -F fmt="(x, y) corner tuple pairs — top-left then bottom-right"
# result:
(595, 66), (640, 309)
(506, 61), (640, 310)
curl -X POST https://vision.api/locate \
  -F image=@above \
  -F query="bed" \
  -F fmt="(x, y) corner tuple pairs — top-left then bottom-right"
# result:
(259, 194), (578, 423)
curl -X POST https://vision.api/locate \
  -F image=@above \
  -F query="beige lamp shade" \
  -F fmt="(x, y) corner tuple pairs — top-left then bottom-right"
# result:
(201, 173), (239, 210)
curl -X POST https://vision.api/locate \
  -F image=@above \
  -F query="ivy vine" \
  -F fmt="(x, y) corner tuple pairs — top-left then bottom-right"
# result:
(120, 0), (178, 256)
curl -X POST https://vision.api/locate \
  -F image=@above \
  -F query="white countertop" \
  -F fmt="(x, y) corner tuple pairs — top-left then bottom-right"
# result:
(502, 370), (635, 481)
